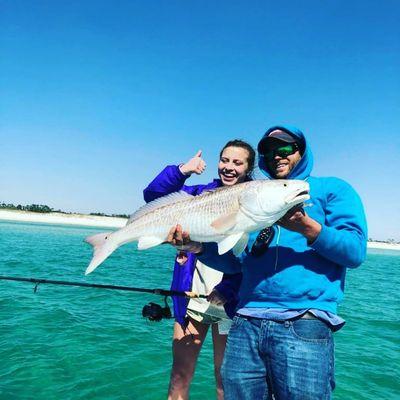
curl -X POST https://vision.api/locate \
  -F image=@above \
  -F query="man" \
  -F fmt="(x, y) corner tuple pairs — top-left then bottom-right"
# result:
(169, 125), (367, 399)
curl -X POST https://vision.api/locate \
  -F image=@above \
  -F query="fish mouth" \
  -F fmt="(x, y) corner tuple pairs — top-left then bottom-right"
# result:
(297, 190), (309, 197)
(285, 189), (310, 205)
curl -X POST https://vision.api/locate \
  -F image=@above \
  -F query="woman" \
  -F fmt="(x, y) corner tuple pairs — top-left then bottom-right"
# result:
(143, 140), (255, 400)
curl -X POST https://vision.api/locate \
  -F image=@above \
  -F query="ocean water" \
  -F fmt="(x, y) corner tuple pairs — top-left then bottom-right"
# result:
(0, 221), (398, 399)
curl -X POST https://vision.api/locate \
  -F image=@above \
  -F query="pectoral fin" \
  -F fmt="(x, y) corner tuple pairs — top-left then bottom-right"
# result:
(211, 212), (238, 233)
(217, 232), (245, 255)
(138, 236), (164, 250)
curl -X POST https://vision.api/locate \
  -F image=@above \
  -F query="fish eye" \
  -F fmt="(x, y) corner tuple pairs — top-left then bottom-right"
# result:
(283, 183), (287, 187)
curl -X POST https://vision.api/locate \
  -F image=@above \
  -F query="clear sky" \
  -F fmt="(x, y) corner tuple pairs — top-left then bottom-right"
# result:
(1, 0), (399, 240)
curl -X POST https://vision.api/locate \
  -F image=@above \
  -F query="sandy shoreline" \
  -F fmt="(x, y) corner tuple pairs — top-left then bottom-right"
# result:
(0, 209), (399, 252)
(0, 209), (127, 228)
(366, 242), (400, 251)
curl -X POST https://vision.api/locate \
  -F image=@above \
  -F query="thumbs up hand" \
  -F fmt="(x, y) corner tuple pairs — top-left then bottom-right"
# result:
(179, 150), (207, 176)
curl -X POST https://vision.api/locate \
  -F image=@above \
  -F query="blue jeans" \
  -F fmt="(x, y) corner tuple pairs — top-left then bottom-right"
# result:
(221, 316), (335, 400)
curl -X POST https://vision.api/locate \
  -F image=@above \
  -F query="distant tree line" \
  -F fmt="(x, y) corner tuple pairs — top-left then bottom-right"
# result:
(1, 202), (129, 218)
(89, 212), (130, 219)
(368, 237), (399, 244)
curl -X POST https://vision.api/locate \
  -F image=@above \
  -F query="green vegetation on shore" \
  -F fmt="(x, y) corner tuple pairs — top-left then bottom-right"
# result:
(88, 212), (129, 219)
(368, 238), (399, 244)
(1, 203), (54, 213)
(0, 202), (129, 219)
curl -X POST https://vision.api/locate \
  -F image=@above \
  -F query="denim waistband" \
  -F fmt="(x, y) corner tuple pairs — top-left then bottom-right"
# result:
(237, 311), (318, 326)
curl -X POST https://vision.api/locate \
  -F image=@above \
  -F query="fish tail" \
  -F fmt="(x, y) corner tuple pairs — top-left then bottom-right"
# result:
(84, 231), (117, 275)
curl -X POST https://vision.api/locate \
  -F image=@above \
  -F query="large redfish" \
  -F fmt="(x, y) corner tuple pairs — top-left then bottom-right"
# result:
(84, 179), (309, 274)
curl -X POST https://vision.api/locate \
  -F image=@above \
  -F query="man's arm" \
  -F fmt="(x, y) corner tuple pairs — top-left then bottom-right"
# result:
(209, 272), (242, 306)
(279, 179), (367, 268)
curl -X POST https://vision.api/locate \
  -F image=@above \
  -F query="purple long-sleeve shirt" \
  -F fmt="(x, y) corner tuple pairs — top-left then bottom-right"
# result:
(143, 165), (242, 327)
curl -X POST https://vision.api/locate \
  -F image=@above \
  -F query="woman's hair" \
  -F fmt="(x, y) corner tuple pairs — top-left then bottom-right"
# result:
(219, 139), (256, 179)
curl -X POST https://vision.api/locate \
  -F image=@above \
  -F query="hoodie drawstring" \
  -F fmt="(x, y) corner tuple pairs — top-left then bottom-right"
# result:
(274, 226), (281, 270)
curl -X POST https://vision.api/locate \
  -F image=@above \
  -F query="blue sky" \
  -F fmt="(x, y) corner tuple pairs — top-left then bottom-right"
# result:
(1, 0), (399, 240)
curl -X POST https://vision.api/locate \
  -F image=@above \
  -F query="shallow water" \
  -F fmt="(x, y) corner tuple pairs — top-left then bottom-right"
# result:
(0, 221), (398, 399)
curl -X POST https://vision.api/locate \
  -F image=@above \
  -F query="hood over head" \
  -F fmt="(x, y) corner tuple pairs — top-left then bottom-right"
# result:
(258, 125), (313, 180)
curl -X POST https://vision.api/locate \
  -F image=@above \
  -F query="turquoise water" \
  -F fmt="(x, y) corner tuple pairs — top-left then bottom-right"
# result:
(0, 221), (399, 399)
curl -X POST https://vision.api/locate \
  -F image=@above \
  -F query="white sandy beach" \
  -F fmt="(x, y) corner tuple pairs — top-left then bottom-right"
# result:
(0, 209), (127, 228)
(366, 241), (400, 251)
(0, 209), (399, 252)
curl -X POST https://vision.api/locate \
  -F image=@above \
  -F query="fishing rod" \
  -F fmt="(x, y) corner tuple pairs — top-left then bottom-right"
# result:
(0, 275), (206, 298)
(0, 275), (207, 322)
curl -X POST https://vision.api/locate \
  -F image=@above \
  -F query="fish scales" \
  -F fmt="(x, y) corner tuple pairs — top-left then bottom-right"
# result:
(124, 183), (246, 241)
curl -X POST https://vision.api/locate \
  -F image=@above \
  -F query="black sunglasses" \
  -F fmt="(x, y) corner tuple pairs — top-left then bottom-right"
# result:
(261, 143), (299, 162)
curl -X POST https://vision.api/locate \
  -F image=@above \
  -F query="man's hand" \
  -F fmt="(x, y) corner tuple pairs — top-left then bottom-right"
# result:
(165, 224), (204, 254)
(278, 206), (321, 243)
(179, 150), (207, 176)
(207, 288), (227, 306)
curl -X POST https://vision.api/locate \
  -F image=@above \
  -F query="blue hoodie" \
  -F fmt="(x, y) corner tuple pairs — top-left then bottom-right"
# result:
(199, 126), (368, 314)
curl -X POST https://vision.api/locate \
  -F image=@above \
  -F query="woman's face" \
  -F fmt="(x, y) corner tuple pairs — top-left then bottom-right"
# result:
(218, 146), (250, 186)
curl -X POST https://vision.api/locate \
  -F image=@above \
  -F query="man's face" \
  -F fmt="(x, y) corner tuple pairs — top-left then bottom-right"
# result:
(263, 141), (301, 179)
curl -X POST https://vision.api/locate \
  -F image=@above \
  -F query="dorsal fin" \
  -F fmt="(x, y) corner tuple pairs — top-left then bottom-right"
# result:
(127, 191), (193, 224)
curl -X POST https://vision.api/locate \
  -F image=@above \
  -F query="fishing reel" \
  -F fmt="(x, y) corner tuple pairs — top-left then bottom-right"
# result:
(142, 296), (172, 322)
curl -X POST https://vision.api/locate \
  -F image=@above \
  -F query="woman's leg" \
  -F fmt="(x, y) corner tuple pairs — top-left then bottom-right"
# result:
(168, 318), (210, 400)
(211, 324), (228, 400)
